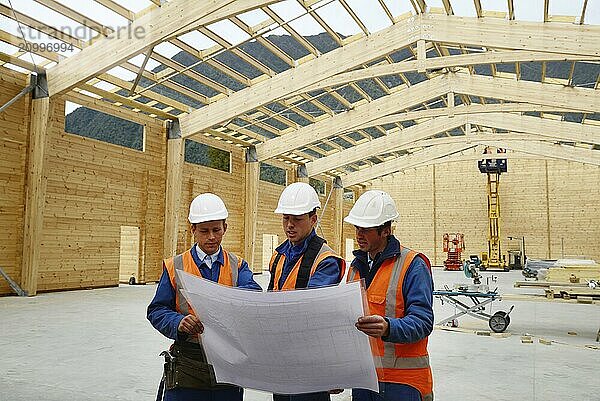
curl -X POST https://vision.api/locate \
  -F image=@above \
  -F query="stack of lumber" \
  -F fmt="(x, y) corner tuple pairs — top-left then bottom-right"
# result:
(545, 259), (600, 283)
(514, 281), (600, 301)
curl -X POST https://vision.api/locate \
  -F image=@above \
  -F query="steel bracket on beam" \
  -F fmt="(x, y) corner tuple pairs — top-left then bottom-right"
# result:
(333, 176), (343, 189)
(0, 74), (39, 114)
(246, 146), (258, 163)
(297, 164), (308, 179)
(166, 119), (182, 139)
(32, 73), (49, 99)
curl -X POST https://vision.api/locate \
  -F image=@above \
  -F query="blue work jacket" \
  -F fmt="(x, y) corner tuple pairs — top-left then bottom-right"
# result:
(351, 235), (434, 343)
(274, 229), (343, 289)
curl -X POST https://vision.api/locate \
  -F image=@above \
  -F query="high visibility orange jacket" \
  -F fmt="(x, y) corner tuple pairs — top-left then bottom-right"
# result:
(348, 243), (433, 401)
(164, 248), (241, 316)
(269, 232), (345, 291)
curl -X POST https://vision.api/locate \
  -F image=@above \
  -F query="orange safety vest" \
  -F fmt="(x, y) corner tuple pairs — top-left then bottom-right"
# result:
(164, 248), (241, 316)
(348, 246), (433, 401)
(269, 242), (345, 291)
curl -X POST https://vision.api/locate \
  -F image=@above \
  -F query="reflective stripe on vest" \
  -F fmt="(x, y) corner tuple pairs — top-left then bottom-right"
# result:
(380, 247), (429, 370)
(168, 249), (240, 316)
(270, 243), (344, 291)
(347, 247), (433, 400)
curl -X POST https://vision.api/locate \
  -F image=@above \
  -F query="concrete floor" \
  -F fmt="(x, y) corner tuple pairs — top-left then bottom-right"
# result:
(1, 269), (598, 401)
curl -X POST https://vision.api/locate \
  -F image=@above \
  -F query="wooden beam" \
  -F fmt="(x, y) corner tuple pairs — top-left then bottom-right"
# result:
(163, 124), (184, 258)
(331, 177), (343, 254)
(423, 13), (600, 57)
(47, 0), (280, 96)
(417, 39), (426, 73)
(295, 50), (597, 96)
(481, 140), (600, 166)
(21, 94), (53, 296)
(341, 143), (473, 187)
(356, 103), (581, 131)
(178, 17), (423, 137)
(244, 148), (260, 273)
(470, 113), (600, 146)
(451, 73), (600, 113)
(305, 115), (467, 176)
(255, 75), (450, 161)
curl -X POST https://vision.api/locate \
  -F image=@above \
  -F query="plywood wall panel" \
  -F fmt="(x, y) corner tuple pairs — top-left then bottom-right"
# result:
(0, 68), (28, 295)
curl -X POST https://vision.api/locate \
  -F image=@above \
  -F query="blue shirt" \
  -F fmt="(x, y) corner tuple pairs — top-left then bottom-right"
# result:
(274, 229), (343, 289)
(147, 246), (262, 341)
(351, 235), (434, 344)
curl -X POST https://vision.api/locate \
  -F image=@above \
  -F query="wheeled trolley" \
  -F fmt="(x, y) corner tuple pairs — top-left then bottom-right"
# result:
(433, 289), (514, 333)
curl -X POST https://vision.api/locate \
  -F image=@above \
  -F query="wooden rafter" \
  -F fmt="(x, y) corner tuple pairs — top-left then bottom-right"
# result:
(47, 0), (280, 96)
(342, 143), (472, 187)
(423, 13), (600, 57)
(450, 73), (600, 113)
(306, 115), (467, 176)
(179, 17), (421, 137)
(293, 51), (598, 96)
(254, 75), (451, 161)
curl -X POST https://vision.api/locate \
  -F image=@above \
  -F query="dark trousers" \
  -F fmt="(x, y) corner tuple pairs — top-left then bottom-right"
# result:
(352, 382), (422, 401)
(273, 391), (331, 401)
(163, 386), (243, 401)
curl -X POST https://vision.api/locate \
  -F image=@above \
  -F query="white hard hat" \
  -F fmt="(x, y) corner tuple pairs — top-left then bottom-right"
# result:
(274, 182), (321, 215)
(344, 190), (399, 228)
(188, 193), (228, 224)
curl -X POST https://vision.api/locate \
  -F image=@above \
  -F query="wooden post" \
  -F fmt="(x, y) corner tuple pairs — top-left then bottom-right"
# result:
(296, 164), (309, 183)
(331, 177), (344, 255)
(432, 164), (438, 265)
(244, 147), (260, 272)
(417, 39), (426, 73)
(21, 74), (50, 296)
(163, 120), (184, 258)
(545, 160), (552, 258)
(447, 91), (455, 117)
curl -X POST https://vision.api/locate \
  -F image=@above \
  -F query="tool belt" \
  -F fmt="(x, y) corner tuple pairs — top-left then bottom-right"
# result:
(161, 341), (233, 391)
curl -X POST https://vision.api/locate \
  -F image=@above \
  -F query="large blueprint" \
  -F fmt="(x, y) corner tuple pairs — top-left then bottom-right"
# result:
(178, 270), (378, 394)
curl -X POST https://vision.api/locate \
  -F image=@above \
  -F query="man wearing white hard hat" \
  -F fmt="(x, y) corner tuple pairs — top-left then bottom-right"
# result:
(345, 190), (434, 401)
(148, 193), (261, 401)
(269, 182), (345, 401)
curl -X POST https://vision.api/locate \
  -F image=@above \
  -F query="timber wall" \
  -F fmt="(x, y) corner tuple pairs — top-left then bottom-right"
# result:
(0, 70), (28, 295)
(372, 160), (600, 265)
(2, 66), (599, 294)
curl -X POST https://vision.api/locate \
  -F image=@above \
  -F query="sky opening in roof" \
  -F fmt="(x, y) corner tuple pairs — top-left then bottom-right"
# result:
(346, 0), (392, 33)
(480, 0), (506, 13)
(382, 0), (414, 18)
(549, 0), (584, 17)
(514, 0), (544, 21)
(268, 0), (306, 21)
(1, 15), (80, 58)
(314, 1), (362, 36)
(178, 30), (217, 51)
(154, 42), (181, 59)
(451, 0), (477, 17)
(237, 8), (270, 28)
(287, 13), (325, 36)
(57, 0), (131, 26)
(425, 0), (444, 11)
(1, 0), (95, 41)
(207, 19), (251, 46)
(107, 66), (137, 81)
(116, 0), (154, 14)
(585, 0), (600, 24)
(128, 53), (161, 71)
